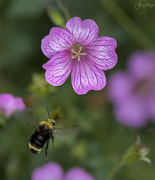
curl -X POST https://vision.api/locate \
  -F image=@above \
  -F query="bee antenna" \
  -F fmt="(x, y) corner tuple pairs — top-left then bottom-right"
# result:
(55, 116), (66, 121)
(46, 106), (51, 119)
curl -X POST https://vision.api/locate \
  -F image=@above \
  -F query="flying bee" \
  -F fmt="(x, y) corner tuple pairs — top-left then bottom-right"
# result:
(28, 107), (56, 163)
(22, 107), (80, 163)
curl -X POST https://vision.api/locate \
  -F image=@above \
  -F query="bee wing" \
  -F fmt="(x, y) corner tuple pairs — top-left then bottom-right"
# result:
(54, 126), (81, 138)
(13, 108), (39, 127)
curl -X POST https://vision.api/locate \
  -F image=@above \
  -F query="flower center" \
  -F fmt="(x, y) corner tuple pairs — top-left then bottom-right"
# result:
(132, 79), (154, 96)
(71, 44), (86, 61)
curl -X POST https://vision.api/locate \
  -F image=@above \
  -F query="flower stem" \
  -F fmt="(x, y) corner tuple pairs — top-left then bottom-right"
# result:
(97, 0), (155, 49)
(105, 161), (124, 180)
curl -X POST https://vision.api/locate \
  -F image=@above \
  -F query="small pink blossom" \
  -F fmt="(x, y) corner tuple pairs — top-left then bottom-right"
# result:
(31, 162), (94, 180)
(64, 167), (94, 180)
(0, 93), (26, 118)
(108, 51), (155, 128)
(41, 17), (117, 95)
(32, 162), (64, 180)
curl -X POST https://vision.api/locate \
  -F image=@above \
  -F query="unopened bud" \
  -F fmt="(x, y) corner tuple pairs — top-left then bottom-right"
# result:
(123, 135), (151, 164)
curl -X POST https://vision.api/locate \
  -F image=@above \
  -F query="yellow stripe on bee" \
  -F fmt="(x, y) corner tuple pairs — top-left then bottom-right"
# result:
(39, 119), (55, 130)
(29, 143), (42, 153)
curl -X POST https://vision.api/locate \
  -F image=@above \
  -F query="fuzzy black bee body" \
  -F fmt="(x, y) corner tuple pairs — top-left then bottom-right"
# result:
(28, 110), (55, 163)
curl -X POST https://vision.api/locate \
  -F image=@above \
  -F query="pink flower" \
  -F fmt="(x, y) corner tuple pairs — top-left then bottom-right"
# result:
(32, 162), (64, 180)
(41, 17), (117, 95)
(0, 93), (26, 118)
(31, 162), (94, 180)
(108, 51), (155, 128)
(64, 167), (94, 180)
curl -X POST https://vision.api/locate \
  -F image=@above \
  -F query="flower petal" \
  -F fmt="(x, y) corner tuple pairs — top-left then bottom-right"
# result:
(114, 98), (147, 128)
(65, 17), (99, 45)
(31, 162), (64, 180)
(146, 92), (155, 120)
(71, 56), (106, 95)
(0, 94), (25, 118)
(108, 71), (133, 103)
(0, 94), (14, 106)
(42, 50), (72, 86)
(85, 36), (117, 70)
(41, 27), (75, 59)
(65, 167), (94, 180)
(127, 51), (155, 79)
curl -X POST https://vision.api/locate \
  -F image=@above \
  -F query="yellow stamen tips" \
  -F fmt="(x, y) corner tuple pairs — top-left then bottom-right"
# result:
(71, 46), (86, 61)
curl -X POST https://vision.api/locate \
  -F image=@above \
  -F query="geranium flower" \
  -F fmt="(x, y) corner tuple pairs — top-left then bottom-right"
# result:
(108, 51), (155, 128)
(31, 162), (64, 180)
(31, 162), (94, 180)
(41, 17), (117, 95)
(64, 167), (94, 180)
(0, 93), (26, 118)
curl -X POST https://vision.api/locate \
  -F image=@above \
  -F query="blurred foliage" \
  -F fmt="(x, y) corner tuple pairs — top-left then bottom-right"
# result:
(0, 0), (155, 180)
(28, 72), (56, 96)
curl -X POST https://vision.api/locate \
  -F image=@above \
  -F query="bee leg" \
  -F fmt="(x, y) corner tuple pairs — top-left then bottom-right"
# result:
(22, 145), (29, 152)
(45, 140), (49, 163)
(51, 135), (54, 149)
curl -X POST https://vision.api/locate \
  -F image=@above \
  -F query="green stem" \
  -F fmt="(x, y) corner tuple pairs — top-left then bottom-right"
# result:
(105, 161), (124, 180)
(97, 0), (155, 49)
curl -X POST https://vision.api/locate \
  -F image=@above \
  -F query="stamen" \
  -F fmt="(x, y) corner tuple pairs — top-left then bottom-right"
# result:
(71, 46), (86, 61)
(78, 46), (83, 53)
(71, 49), (77, 54)
(71, 54), (78, 59)
(78, 55), (80, 61)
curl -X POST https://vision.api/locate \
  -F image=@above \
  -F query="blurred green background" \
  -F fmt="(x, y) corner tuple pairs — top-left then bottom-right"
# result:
(0, 0), (155, 179)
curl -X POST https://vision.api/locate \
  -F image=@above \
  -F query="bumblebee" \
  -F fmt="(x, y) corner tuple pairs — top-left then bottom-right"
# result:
(28, 108), (55, 163)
